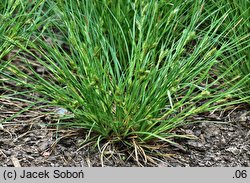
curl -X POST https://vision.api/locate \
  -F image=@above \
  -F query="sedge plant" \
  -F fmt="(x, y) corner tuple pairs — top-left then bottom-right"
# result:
(1, 0), (249, 159)
(204, 0), (250, 103)
(0, 0), (50, 124)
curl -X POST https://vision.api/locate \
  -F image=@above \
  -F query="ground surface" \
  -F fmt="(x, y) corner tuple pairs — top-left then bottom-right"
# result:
(0, 99), (249, 167)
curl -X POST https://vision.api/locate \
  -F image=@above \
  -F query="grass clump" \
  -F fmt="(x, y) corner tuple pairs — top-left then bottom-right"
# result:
(1, 0), (249, 159)
(0, 0), (46, 60)
(204, 0), (250, 103)
(0, 0), (45, 101)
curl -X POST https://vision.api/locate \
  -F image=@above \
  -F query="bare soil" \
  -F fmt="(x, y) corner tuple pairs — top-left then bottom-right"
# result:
(1, 98), (249, 167)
